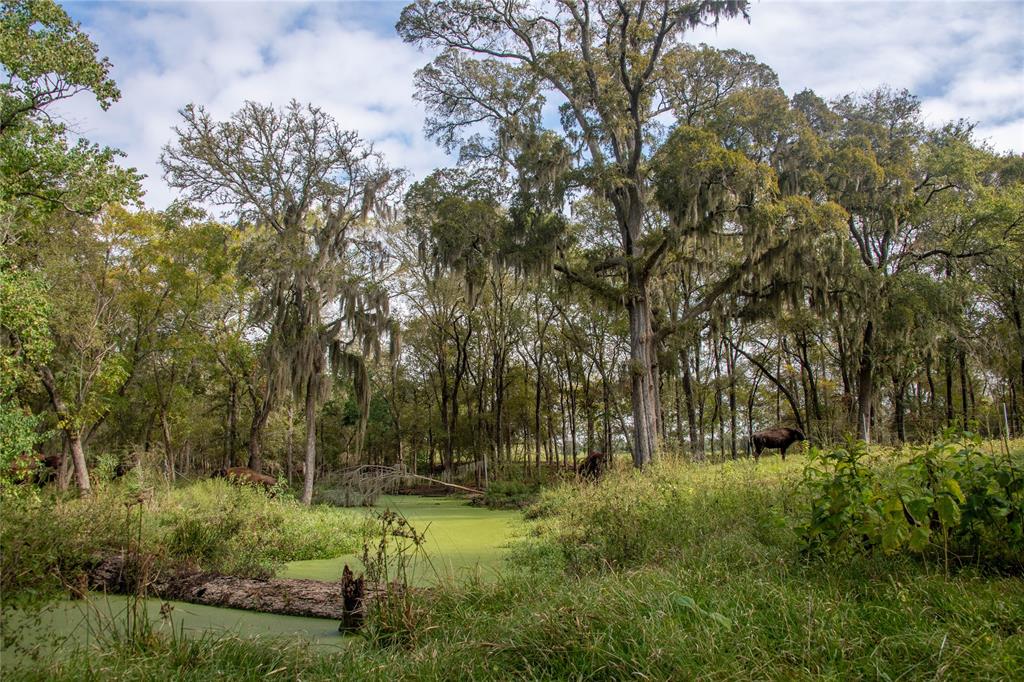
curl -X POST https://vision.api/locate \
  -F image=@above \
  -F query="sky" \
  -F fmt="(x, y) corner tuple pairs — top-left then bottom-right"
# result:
(57, 0), (1024, 209)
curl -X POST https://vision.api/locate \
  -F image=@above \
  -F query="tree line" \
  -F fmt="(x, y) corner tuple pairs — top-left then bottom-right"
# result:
(3, 0), (1022, 499)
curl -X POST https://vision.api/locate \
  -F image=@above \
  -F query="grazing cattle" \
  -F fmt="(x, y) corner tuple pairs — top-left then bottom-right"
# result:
(212, 466), (278, 492)
(751, 427), (805, 461)
(8, 453), (62, 485)
(577, 451), (610, 480)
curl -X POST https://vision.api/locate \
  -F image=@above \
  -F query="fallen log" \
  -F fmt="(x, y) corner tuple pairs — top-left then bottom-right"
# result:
(86, 554), (386, 626)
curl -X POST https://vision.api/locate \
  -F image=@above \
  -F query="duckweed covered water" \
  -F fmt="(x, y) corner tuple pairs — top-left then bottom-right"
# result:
(2, 494), (520, 665)
(282, 494), (522, 585)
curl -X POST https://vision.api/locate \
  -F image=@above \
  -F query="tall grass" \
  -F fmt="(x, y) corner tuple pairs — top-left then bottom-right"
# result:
(8, 445), (1024, 680)
(0, 478), (371, 602)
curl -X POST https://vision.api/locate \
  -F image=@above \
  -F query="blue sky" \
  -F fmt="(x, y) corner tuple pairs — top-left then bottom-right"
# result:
(58, 1), (1024, 209)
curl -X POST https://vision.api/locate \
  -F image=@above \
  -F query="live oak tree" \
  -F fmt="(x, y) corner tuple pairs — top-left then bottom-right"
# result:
(399, 1), (848, 466)
(398, 0), (737, 467)
(812, 89), (1015, 440)
(162, 101), (401, 503)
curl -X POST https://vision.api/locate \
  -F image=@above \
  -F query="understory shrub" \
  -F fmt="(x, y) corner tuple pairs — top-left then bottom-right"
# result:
(158, 480), (372, 576)
(0, 490), (126, 604)
(799, 433), (1024, 571)
(482, 480), (537, 509)
(0, 478), (372, 601)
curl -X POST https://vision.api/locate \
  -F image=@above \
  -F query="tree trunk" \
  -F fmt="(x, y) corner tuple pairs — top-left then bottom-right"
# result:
(161, 412), (175, 482)
(925, 352), (936, 423)
(87, 553), (379, 623)
(285, 402), (295, 485)
(226, 379), (238, 469)
(601, 368), (612, 454)
(247, 389), (272, 473)
(301, 376), (318, 505)
(945, 348), (955, 426)
(37, 365), (90, 495)
(893, 375), (907, 443)
(680, 346), (700, 457)
(627, 293), (658, 468)
(959, 350), (969, 427)
(534, 346), (543, 475)
(728, 357), (738, 459)
(856, 321), (874, 441)
(58, 435), (71, 491)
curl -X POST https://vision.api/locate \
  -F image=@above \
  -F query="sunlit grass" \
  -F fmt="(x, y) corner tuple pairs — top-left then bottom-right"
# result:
(6, 439), (1023, 680)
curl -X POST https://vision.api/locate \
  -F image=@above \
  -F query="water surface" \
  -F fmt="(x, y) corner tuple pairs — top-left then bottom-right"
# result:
(2, 493), (520, 668)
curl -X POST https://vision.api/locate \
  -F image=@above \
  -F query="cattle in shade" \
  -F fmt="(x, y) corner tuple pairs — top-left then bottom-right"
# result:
(212, 466), (278, 492)
(577, 451), (610, 480)
(751, 427), (806, 461)
(8, 453), (63, 485)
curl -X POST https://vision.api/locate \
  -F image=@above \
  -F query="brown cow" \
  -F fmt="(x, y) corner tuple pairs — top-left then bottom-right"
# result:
(751, 427), (805, 461)
(8, 453), (62, 485)
(212, 466), (278, 492)
(577, 451), (610, 480)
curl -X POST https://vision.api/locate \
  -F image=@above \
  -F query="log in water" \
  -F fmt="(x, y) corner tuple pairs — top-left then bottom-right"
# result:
(87, 554), (379, 625)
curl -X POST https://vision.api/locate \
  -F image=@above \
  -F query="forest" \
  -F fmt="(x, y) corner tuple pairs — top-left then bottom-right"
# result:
(2, 1), (1023, 680)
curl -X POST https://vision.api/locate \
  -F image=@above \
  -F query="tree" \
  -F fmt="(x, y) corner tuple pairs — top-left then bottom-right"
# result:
(162, 100), (401, 503)
(398, 0), (752, 467)
(815, 90), (1013, 439)
(399, 2), (849, 467)
(1, 0), (139, 494)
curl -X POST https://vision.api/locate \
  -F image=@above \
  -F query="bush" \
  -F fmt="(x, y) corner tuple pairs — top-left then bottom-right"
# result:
(0, 490), (127, 604)
(799, 433), (1024, 570)
(0, 478), (372, 601)
(482, 480), (537, 509)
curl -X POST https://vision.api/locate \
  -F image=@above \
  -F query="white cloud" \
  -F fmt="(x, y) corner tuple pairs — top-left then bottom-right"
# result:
(58, 1), (449, 209)
(691, 0), (1023, 145)
(56, 1), (1022, 209)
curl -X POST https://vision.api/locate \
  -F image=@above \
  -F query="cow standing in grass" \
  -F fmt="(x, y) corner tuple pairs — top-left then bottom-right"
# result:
(577, 451), (610, 480)
(8, 453), (63, 485)
(751, 428), (805, 461)
(213, 466), (278, 493)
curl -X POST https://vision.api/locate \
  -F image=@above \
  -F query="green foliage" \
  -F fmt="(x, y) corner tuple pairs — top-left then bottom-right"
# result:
(0, 254), (51, 475)
(158, 480), (371, 575)
(16, 453), (1024, 680)
(0, 0), (139, 222)
(800, 434), (1024, 569)
(0, 488), (126, 604)
(520, 457), (796, 572)
(653, 125), (773, 232)
(357, 509), (428, 646)
(0, 478), (371, 601)
(482, 480), (536, 509)
(0, 0), (119, 117)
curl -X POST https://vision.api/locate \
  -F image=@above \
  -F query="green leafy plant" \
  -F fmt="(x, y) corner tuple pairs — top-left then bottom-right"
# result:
(800, 432), (1024, 571)
(359, 509), (430, 647)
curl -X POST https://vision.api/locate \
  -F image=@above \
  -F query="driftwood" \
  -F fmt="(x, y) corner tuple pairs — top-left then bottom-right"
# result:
(86, 554), (385, 625)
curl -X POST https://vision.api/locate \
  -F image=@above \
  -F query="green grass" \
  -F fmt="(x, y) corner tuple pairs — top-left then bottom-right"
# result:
(5, 447), (1024, 680)
(0, 477), (371, 603)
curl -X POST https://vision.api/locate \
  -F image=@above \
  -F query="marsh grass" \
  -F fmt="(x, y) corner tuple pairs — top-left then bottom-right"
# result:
(7, 445), (1024, 680)
(0, 478), (371, 602)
